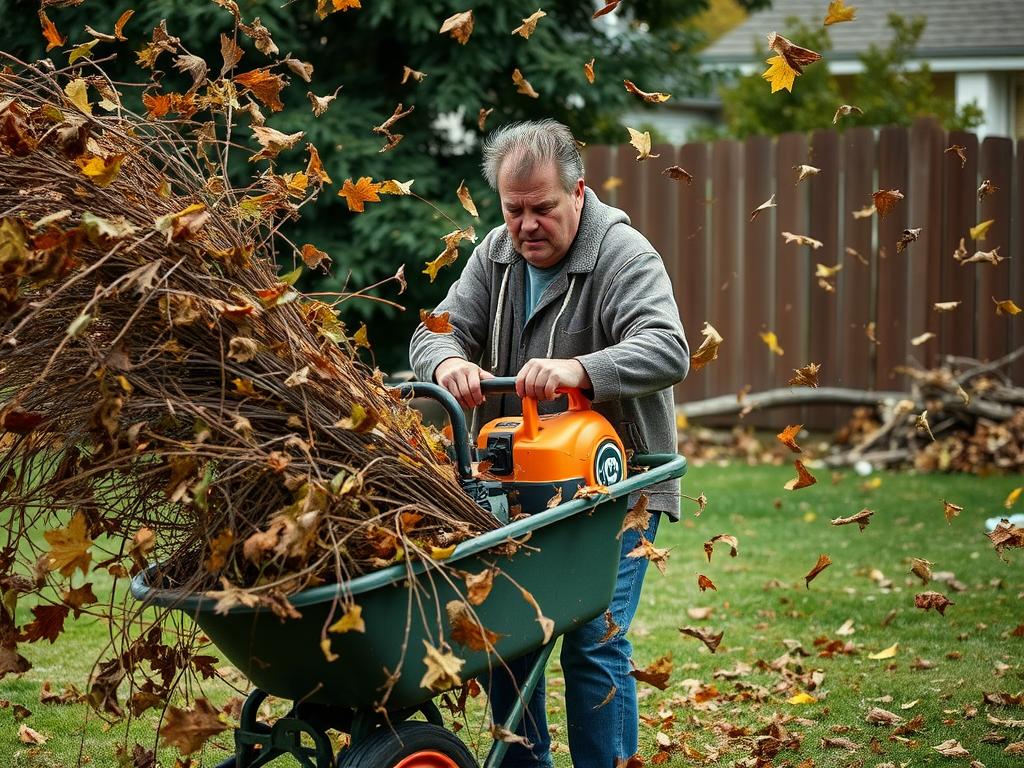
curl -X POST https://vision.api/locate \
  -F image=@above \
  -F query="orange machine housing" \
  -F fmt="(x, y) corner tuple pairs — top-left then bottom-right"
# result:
(475, 388), (626, 514)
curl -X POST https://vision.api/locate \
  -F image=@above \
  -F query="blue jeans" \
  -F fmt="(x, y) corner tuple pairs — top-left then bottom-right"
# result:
(486, 511), (662, 767)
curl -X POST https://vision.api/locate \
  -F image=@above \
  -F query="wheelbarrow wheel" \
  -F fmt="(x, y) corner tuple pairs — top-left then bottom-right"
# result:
(338, 721), (476, 767)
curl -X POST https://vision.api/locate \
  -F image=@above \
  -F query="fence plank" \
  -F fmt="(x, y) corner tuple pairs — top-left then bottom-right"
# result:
(940, 130), (979, 361)
(806, 129), (842, 429)
(675, 142), (710, 405)
(742, 134), (775, 427)
(707, 139), (744, 407)
(614, 144), (647, 235)
(908, 118), (946, 371)
(875, 126), (910, 389)
(975, 137), (1014, 363)
(839, 127), (876, 400)
(1013, 140), (1024, 384)
(774, 132), (810, 426)
(646, 143), (678, 283)
(585, 145), (616, 207)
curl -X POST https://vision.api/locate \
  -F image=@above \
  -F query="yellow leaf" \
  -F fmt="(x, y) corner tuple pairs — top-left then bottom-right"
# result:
(760, 330), (785, 356)
(456, 180), (479, 218)
(316, 0), (362, 20)
(327, 604), (365, 634)
(431, 545), (457, 560)
(970, 219), (994, 241)
(761, 55), (796, 94)
(1005, 487), (1023, 509)
(44, 511), (93, 578)
(512, 9), (546, 38)
(76, 154), (124, 187)
(626, 126), (660, 162)
(868, 642), (899, 660)
(420, 640), (464, 691)
(320, 637), (339, 662)
(379, 179), (414, 195)
(352, 323), (370, 348)
(823, 0), (857, 25)
(68, 39), (99, 65)
(64, 78), (92, 115)
(993, 297), (1022, 316)
(788, 691), (818, 704)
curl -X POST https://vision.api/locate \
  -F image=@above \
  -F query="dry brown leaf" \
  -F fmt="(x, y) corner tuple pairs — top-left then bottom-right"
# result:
(697, 574), (717, 592)
(910, 557), (933, 585)
(872, 189), (904, 218)
(794, 164), (820, 183)
(373, 102), (414, 153)
(933, 739), (971, 758)
(627, 536), (670, 575)
(804, 553), (832, 587)
(626, 127), (659, 161)
(945, 144), (967, 168)
(977, 179), (998, 201)
(629, 653), (672, 690)
(911, 331), (936, 346)
(915, 591), (954, 616)
(478, 107), (493, 131)
(599, 610), (620, 643)
(833, 104), (863, 123)
(159, 698), (228, 756)
(962, 247), (1004, 266)
(307, 86), (342, 118)
(593, 1), (621, 19)
(781, 231), (823, 249)
(993, 297), (1022, 316)
(703, 533), (738, 562)
(439, 10), (474, 44)
(852, 204), (876, 219)
(401, 65), (427, 84)
(618, 493), (651, 539)
(463, 568), (495, 606)
(896, 227), (921, 254)
(518, 586), (554, 643)
(512, 68), (539, 98)
(623, 79), (671, 103)
(512, 10), (546, 38)
(679, 626), (723, 653)
(689, 322), (723, 373)
(789, 362), (821, 387)
(943, 499), (963, 524)
(447, 600), (500, 651)
(456, 180), (478, 218)
(662, 166), (693, 184)
(831, 508), (873, 531)
(19, 724), (47, 745)
(933, 300), (961, 312)
(420, 640), (464, 691)
(750, 194), (776, 221)
(785, 460), (817, 491)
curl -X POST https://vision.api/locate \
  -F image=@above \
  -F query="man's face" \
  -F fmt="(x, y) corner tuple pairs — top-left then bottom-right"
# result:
(497, 159), (584, 268)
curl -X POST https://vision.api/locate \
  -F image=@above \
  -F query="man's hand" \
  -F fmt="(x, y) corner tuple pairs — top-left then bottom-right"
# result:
(516, 358), (592, 401)
(434, 357), (495, 408)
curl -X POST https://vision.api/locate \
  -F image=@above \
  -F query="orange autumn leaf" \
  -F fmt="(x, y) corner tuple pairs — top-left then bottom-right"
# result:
(697, 574), (717, 592)
(420, 309), (453, 334)
(777, 424), (802, 453)
(142, 92), (173, 119)
(316, 0), (362, 20)
(823, 0), (857, 25)
(305, 144), (332, 186)
(457, 180), (479, 218)
(584, 58), (596, 83)
(439, 10), (474, 44)
(593, 1), (621, 19)
(301, 243), (329, 270)
(234, 68), (286, 112)
(512, 68), (539, 98)
(784, 459), (817, 490)
(993, 297), (1023, 316)
(38, 10), (66, 51)
(623, 79), (671, 104)
(338, 177), (382, 213)
(512, 10), (546, 38)
(873, 189), (904, 218)
(804, 553), (832, 587)
(113, 9), (134, 40)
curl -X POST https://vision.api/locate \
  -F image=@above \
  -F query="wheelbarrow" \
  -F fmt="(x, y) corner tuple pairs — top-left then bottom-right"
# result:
(131, 378), (688, 767)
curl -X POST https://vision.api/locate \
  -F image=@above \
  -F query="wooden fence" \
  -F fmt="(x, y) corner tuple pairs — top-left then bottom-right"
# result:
(584, 118), (1024, 430)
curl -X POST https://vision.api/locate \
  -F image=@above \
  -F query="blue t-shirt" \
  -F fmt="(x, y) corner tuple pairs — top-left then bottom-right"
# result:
(523, 261), (565, 327)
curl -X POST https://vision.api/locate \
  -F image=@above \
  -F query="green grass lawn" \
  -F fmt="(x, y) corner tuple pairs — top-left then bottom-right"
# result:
(2, 463), (1022, 767)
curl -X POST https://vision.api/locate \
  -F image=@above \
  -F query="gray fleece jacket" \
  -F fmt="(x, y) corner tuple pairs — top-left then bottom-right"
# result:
(409, 187), (690, 518)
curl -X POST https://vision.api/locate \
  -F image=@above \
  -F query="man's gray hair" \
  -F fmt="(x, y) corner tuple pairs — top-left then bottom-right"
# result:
(481, 119), (584, 194)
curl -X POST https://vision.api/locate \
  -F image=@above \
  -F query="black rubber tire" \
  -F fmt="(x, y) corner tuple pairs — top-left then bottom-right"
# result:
(338, 721), (477, 767)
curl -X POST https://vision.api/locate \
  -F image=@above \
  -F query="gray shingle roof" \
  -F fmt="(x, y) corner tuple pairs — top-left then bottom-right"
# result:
(702, 0), (1024, 62)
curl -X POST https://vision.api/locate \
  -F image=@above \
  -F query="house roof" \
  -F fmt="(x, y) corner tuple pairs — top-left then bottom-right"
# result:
(701, 0), (1024, 64)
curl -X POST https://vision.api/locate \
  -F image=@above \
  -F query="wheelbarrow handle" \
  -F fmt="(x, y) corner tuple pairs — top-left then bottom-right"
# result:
(392, 382), (473, 479)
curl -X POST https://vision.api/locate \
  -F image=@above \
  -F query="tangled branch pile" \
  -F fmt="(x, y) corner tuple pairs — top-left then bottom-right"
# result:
(0, 53), (497, 678)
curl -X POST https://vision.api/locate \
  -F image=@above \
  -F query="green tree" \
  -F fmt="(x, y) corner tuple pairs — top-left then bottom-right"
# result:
(1, 0), (767, 372)
(704, 13), (983, 141)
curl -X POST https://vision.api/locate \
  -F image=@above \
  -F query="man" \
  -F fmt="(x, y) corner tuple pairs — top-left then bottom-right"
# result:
(409, 119), (689, 767)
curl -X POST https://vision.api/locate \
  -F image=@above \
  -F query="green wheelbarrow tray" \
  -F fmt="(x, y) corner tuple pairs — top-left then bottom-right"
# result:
(131, 453), (686, 714)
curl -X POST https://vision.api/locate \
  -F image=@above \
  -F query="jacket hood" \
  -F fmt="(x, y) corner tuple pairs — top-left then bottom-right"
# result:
(484, 187), (630, 273)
